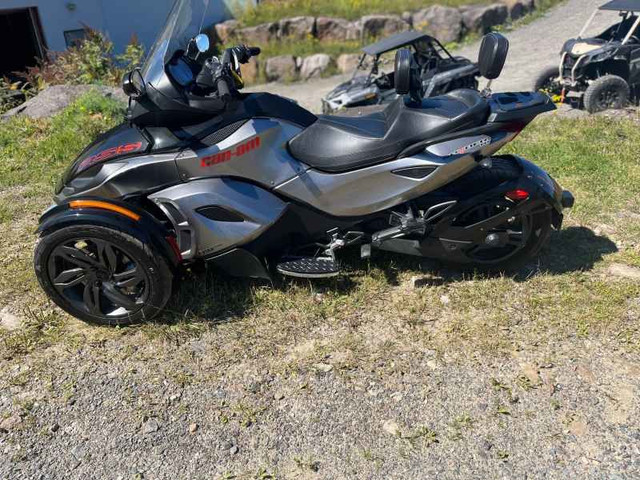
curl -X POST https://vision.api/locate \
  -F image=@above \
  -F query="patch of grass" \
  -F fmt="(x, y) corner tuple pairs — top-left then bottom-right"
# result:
(0, 90), (124, 190)
(505, 116), (640, 223)
(0, 309), (66, 359)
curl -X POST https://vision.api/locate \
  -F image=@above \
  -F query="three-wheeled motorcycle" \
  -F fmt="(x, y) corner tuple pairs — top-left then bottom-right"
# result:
(34, 0), (574, 325)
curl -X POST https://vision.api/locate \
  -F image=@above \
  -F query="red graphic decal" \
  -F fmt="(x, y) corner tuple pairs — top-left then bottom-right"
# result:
(79, 142), (144, 171)
(201, 136), (261, 167)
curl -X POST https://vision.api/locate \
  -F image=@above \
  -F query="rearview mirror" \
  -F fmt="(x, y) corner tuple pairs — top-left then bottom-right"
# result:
(195, 34), (210, 53)
(478, 32), (509, 80)
(122, 69), (146, 99)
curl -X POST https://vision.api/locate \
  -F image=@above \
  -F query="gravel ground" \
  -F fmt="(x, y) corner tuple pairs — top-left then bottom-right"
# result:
(2, 334), (639, 480)
(247, 0), (616, 113)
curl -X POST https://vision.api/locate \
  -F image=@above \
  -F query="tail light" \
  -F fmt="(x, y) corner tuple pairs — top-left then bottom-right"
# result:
(505, 189), (530, 202)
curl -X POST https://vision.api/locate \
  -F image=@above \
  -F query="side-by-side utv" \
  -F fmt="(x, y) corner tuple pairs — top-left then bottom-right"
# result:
(322, 31), (479, 113)
(535, 0), (640, 112)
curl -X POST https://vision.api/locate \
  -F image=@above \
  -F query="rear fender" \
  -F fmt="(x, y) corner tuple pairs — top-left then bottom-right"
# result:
(36, 198), (182, 269)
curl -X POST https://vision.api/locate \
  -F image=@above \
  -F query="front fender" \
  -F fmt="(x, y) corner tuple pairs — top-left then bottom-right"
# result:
(36, 199), (182, 269)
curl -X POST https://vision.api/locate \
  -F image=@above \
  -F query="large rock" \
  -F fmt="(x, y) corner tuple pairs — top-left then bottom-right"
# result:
(265, 55), (298, 82)
(240, 57), (260, 84)
(502, 0), (534, 20)
(1, 85), (126, 121)
(237, 22), (279, 45)
(214, 19), (239, 44)
(412, 6), (463, 44)
(461, 4), (509, 34)
(300, 54), (334, 80)
(359, 14), (409, 40)
(337, 53), (362, 74)
(315, 17), (361, 41)
(279, 16), (315, 40)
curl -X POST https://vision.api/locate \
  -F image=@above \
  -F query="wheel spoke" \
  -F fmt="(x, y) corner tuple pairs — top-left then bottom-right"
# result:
(55, 245), (100, 269)
(113, 267), (144, 289)
(102, 283), (138, 310)
(506, 230), (525, 247)
(83, 283), (102, 315)
(53, 268), (87, 289)
(96, 240), (118, 272)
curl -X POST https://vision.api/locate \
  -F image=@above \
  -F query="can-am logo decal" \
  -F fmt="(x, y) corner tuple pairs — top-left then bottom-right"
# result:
(201, 136), (261, 167)
(78, 142), (144, 171)
(453, 136), (491, 155)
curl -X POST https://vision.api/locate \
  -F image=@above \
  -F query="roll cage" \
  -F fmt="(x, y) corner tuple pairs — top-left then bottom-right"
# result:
(578, 1), (640, 45)
(353, 31), (455, 82)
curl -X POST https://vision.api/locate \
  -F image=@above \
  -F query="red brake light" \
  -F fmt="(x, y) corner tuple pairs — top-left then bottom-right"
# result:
(505, 189), (530, 201)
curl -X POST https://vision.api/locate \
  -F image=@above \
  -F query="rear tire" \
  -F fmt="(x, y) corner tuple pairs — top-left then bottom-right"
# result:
(534, 66), (562, 97)
(34, 225), (173, 326)
(584, 75), (630, 113)
(441, 157), (553, 272)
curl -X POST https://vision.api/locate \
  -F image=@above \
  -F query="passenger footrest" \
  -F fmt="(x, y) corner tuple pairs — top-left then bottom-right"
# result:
(276, 257), (340, 278)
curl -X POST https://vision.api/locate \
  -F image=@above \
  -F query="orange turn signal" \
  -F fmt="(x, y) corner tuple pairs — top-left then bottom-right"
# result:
(69, 200), (141, 221)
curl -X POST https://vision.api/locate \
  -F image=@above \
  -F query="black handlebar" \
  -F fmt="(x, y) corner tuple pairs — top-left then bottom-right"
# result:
(193, 44), (261, 99)
(216, 77), (232, 99)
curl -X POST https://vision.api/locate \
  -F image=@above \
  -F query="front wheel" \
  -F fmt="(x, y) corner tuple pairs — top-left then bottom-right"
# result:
(534, 66), (563, 98)
(34, 225), (173, 326)
(583, 75), (630, 113)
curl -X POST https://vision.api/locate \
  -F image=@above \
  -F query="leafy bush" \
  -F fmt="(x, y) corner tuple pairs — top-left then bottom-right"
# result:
(0, 78), (32, 114)
(17, 28), (144, 93)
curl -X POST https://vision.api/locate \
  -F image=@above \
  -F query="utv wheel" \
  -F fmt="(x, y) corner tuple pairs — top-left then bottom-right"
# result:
(534, 66), (563, 97)
(34, 225), (173, 326)
(584, 75), (630, 113)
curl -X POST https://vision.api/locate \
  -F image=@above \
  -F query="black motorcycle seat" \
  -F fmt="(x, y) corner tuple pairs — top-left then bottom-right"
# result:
(288, 89), (489, 173)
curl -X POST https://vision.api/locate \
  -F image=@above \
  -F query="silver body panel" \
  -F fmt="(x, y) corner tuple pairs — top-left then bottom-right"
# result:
(276, 134), (511, 217)
(176, 119), (308, 189)
(55, 153), (180, 203)
(149, 178), (287, 258)
(276, 154), (476, 217)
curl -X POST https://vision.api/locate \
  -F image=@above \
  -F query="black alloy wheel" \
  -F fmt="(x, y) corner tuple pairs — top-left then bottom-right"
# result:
(35, 225), (173, 325)
(453, 200), (553, 271)
(48, 238), (149, 317)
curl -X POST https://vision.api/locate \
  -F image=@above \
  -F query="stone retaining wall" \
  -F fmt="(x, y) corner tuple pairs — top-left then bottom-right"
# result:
(214, 0), (539, 83)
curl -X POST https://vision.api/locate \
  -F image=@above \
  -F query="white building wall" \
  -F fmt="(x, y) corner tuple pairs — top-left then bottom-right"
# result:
(0, 0), (232, 53)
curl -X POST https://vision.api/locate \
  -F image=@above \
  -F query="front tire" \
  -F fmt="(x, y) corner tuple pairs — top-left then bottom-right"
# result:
(584, 75), (630, 113)
(34, 225), (173, 326)
(534, 66), (563, 97)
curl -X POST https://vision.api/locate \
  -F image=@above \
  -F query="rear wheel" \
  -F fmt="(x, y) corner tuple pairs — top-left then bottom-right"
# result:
(34, 225), (173, 326)
(454, 202), (553, 271)
(584, 75), (630, 113)
(534, 66), (563, 98)
(441, 157), (552, 271)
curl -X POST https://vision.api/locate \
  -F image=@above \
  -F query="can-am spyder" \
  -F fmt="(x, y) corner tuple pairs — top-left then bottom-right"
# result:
(34, 0), (574, 325)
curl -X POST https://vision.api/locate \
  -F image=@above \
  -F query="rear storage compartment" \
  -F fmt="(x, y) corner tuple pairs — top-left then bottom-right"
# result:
(488, 92), (556, 123)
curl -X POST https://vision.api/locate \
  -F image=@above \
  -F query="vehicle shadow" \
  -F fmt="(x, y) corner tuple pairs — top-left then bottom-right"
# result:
(528, 226), (618, 276)
(160, 226), (617, 324)
(392, 226), (619, 284)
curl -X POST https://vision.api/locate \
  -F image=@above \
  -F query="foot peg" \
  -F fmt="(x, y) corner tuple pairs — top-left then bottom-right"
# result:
(277, 257), (340, 278)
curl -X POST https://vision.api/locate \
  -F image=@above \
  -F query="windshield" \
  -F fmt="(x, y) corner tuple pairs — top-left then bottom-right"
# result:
(141, 0), (210, 87)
